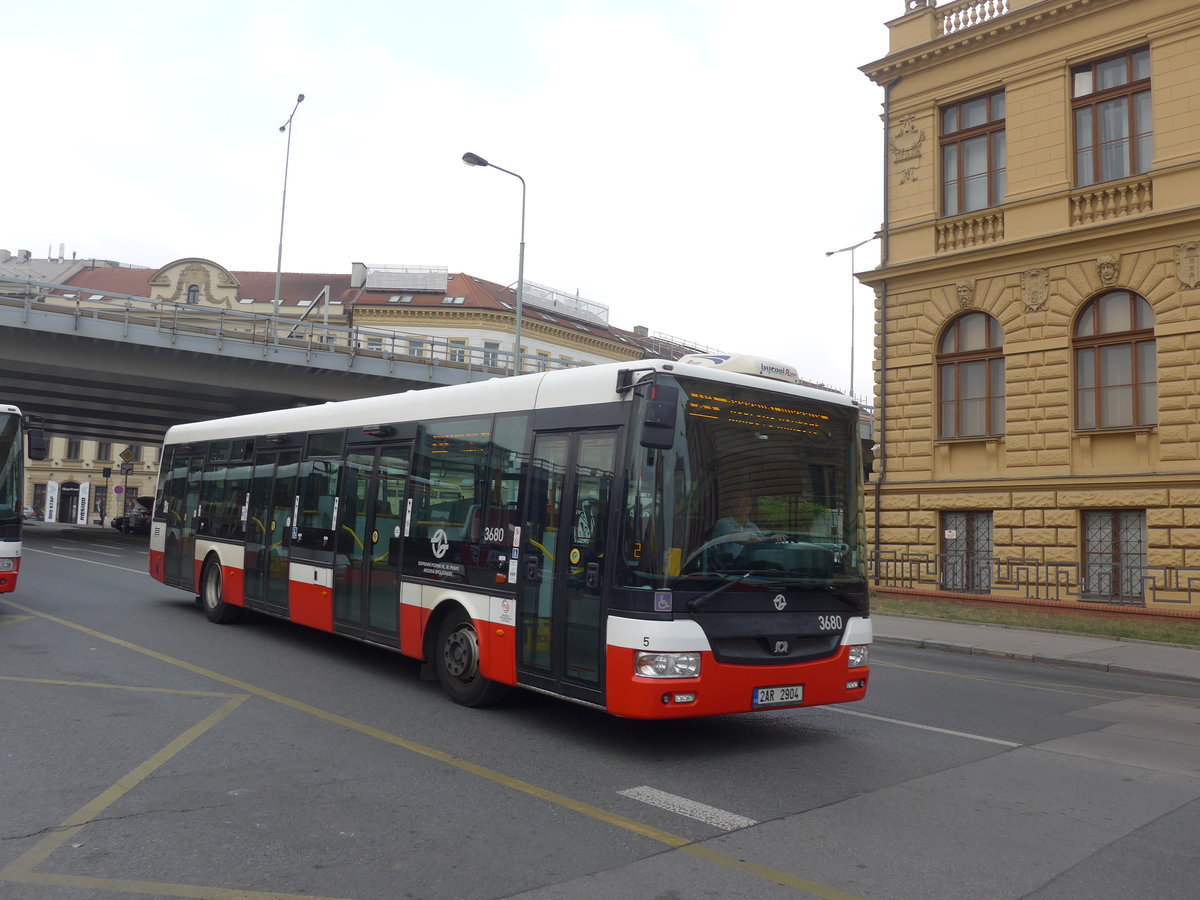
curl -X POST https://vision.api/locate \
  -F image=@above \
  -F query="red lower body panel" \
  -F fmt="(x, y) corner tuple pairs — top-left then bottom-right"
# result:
(0, 559), (17, 593)
(148, 549), (164, 583)
(221, 565), (246, 607)
(290, 581), (333, 632)
(399, 603), (425, 658)
(478, 620), (517, 686)
(604, 644), (869, 719)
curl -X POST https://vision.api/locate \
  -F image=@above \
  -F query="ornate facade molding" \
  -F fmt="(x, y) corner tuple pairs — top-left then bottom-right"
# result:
(1097, 254), (1119, 288)
(889, 116), (925, 183)
(1177, 241), (1200, 290)
(147, 258), (238, 308)
(1021, 268), (1048, 312)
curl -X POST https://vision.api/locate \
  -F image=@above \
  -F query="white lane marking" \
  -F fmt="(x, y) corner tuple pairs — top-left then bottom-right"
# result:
(51, 544), (125, 558)
(825, 706), (1022, 747)
(24, 547), (148, 576)
(619, 786), (757, 831)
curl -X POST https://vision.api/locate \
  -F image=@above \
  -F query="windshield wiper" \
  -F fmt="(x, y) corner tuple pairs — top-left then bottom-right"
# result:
(686, 570), (780, 612)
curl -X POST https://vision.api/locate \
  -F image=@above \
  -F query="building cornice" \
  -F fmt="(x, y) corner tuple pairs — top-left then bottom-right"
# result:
(860, 201), (1200, 289)
(861, 0), (1125, 84)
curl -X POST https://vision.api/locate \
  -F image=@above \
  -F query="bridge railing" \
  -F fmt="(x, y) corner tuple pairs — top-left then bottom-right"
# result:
(0, 282), (585, 376)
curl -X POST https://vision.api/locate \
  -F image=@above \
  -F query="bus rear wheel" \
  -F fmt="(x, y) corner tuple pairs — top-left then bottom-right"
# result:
(201, 558), (242, 624)
(435, 611), (509, 707)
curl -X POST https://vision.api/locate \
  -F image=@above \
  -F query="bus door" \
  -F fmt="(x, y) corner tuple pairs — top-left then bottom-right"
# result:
(164, 451), (204, 590)
(518, 429), (618, 701)
(333, 443), (410, 640)
(244, 449), (300, 614)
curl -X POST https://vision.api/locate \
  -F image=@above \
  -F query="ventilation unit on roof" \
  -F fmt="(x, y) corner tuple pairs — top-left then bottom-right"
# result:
(361, 264), (449, 292)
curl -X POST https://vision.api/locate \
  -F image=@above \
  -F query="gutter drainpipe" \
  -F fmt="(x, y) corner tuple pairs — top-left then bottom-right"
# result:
(873, 75), (899, 583)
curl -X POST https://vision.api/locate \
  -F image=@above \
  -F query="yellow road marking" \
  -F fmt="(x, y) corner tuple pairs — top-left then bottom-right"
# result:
(2, 599), (863, 899)
(0, 676), (355, 900)
(0, 675), (242, 698)
(0, 613), (32, 628)
(4, 696), (244, 872)
(9, 871), (357, 900)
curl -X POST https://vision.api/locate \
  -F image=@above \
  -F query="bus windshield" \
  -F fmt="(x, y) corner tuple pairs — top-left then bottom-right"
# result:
(0, 412), (21, 529)
(620, 375), (866, 593)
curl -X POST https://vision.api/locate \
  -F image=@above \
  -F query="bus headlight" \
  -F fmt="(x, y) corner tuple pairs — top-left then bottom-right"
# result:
(848, 645), (869, 668)
(0, 558), (14, 572)
(636, 652), (701, 678)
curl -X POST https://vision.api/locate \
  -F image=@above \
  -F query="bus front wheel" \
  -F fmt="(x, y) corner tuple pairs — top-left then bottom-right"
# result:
(435, 611), (509, 707)
(201, 558), (242, 624)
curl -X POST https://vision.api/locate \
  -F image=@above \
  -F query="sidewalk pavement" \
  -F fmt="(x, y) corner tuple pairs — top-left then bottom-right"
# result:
(873, 613), (1200, 685)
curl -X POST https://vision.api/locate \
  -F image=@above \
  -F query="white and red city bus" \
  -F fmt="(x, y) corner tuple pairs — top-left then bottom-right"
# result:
(0, 404), (47, 593)
(149, 356), (871, 718)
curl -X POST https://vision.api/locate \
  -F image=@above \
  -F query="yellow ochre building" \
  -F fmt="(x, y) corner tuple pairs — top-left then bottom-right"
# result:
(860, 0), (1200, 615)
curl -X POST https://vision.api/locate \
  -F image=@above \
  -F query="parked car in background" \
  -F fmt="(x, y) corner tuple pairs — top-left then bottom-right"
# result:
(111, 497), (153, 534)
(23, 505), (41, 520)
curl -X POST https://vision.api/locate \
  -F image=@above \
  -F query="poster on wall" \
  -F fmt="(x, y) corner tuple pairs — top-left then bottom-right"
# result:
(77, 482), (91, 526)
(45, 481), (59, 524)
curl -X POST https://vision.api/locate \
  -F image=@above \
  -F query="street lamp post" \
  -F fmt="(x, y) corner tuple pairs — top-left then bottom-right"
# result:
(274, 93), (305, 314)
(462, 151), (525, 376)
(826, 236), (874, 399)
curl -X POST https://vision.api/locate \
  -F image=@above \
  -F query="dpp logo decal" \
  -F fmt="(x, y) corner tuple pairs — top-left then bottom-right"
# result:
(431, 528), (449, 559)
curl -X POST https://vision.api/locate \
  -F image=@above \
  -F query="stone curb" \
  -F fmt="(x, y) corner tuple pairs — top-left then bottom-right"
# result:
(874, 634), (1200, 685)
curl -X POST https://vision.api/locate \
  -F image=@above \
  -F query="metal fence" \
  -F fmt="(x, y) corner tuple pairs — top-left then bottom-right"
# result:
(870, 550), (1200, 608)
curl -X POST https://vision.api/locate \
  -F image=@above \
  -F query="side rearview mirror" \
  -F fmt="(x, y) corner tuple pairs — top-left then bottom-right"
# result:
(26, 427), (48, 461)
(640, 384), (679, 450)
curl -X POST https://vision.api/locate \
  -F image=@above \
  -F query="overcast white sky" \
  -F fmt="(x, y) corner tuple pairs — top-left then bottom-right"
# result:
(4, 0), (903, 400)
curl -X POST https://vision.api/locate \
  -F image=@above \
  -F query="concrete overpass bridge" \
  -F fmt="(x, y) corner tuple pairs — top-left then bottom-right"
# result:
(0, 278), (523, 445)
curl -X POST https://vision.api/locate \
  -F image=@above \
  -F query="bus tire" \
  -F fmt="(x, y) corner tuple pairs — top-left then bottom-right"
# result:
(201, 557), (242, 624)
(434, 610), (509, 707)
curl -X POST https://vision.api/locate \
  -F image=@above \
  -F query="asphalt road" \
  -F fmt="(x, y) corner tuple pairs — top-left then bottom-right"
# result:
(3, 526), (1199, 900)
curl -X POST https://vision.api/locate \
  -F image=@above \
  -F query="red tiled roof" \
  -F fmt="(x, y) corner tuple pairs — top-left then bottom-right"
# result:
(354, 272), (640, 344)
(57, 261), (680, 355)
(62, 264), (355, 305)
(352, 272), (508, 310)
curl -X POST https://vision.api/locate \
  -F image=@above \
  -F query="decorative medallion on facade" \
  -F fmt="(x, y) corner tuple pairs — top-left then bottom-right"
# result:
(889, 116), (925, 184)
(1021, 268), (1048, 312)
(1097, 255), (1119, 287)
(1177, 242), (1200, 290)
(956, 280), (974, 309)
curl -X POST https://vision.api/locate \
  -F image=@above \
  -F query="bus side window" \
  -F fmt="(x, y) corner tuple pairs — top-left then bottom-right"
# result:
(294, 459), (340, 551)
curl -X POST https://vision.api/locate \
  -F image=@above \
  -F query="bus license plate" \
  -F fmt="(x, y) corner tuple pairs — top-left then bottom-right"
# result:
(752, 684), (804, 708)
